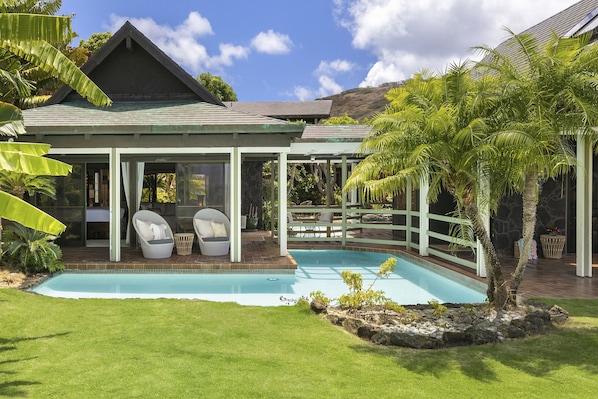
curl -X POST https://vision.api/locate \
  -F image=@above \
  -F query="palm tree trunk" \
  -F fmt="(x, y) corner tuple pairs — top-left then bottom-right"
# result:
(509, 172), (537, 304)
(463, 201), (509, 308)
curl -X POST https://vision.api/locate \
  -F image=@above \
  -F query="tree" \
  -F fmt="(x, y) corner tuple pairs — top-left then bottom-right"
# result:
(0, 4), (112, 235)
(345, 63), (510, 308)
(79, 32), (112, 54)
(197, 72), (238, 101)
(0, 0), (95, 108)
(476, 30), (598, 301)
(323, 113), (360, 125)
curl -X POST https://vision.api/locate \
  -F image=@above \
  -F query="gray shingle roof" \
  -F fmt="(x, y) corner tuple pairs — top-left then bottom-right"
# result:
(23, 101), (305, 135)
(223, 101), (332, 120)
(493, 0), (598, 55)
(298, 124), (372, 141)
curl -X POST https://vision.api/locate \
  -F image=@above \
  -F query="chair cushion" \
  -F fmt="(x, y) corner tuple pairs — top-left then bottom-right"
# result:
(194, 218), (214, 238)
(202, 237), (229, 242)
(148, 238), (174, 244)
(211, 221), (228, 238)
(135, 220), (154, 241)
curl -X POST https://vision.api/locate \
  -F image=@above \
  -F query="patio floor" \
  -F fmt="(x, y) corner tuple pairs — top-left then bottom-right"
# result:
(60, 229), (598, 300)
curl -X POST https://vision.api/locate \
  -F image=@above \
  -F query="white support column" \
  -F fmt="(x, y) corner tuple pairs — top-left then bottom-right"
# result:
(230, 147), (242, 262)
(419, 176), (429, 256)
(109, 148), (121, 262)
(278, 152), (288, 256)
(341, 156), (347, 247)
(270, 160), (276, 236)
(577, 134), (593, 277)
(476, 172), (489, 278)
(406, 178), (412, 251)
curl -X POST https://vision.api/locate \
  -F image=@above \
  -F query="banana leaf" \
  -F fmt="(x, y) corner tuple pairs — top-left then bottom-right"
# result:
(0, 147), (71, 175)
(0, 191), (65, 234)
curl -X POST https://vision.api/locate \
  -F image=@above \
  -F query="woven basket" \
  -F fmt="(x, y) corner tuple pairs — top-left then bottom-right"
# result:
(540, 235), (566, 259)
(175, 234), (194, 256)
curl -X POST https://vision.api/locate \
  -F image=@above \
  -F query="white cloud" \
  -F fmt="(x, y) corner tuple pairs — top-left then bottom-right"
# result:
(251, 29), (293, 54)
(317, 75), (343, 97)
(293, 86), (314, 101)
(316, 59), (355, 75)
(108, 12), (249, 73)
(334, 0), (580, 87)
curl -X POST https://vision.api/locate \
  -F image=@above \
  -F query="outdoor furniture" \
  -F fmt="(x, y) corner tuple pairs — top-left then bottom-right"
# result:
(132, 210), (174, 259)
(193, 208), (230, 256)
(540, 234), (566, 259)
(174, 233), (194, 256)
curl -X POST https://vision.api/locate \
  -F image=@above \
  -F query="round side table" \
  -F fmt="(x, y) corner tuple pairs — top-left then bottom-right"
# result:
(174, 233), (194, 256)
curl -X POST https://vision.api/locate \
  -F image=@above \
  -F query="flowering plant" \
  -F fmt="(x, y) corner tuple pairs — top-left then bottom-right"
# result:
(546, 224), (560, 235)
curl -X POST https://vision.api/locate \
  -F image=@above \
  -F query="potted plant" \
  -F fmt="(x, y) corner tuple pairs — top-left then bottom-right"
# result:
(246, 204), (259, 230)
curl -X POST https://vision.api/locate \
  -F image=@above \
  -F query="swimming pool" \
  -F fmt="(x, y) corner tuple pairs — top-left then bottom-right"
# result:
(31, 250), (486, 306)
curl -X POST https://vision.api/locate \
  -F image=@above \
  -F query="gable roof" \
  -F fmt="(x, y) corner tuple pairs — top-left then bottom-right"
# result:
(493, 0), (598, 56)
(47, 21), (222, 105)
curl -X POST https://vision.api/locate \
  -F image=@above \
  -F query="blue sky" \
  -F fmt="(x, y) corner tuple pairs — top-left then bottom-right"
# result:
(60, 0), (580, 102)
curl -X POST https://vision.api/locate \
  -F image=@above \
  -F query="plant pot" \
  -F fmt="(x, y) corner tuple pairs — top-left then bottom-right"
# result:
(246, 218), (258, 230)
(540, 234), (566, 259)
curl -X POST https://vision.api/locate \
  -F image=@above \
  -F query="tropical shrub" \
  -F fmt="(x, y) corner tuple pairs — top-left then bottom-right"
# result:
(2, 223), (64, 273)
(310, 257), (399, 310)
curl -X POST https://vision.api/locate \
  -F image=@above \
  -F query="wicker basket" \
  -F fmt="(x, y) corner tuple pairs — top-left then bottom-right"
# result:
(174, 233), (194, 256)
(540, 234), (566, 259)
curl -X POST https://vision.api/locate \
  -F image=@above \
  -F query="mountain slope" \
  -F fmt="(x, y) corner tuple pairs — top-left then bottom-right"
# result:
(318, 82), (402, 121)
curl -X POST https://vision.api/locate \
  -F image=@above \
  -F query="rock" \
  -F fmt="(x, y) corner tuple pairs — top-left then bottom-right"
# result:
(388, 331), (442, 349)
(310, 299), (327, 314)
(465, 327), (499, 345)
(549, 305), (569, 324)
(315, 301), (565, 349)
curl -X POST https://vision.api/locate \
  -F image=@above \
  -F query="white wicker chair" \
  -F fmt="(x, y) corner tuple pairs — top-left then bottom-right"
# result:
(193, 208), (230, 256)
(132, 210), (174, 259)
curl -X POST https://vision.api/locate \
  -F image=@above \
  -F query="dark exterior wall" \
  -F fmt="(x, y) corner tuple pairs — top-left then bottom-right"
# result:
(241, 161), (264, 229)
(493, 177), (567, 257)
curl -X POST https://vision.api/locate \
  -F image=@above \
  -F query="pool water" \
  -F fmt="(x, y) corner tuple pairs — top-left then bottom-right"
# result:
(31, 250), (486, 306)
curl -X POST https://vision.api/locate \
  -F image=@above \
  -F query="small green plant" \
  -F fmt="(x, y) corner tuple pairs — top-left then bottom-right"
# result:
(310, 257), (398, 310)
(428, 299), (448, 317)
(2, 224), (65, 274)
(309, 290), (330, 305)
(384, 301), (406, 313)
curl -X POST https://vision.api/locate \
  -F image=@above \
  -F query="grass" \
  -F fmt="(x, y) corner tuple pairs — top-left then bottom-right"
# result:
(1, 291), (598, 398)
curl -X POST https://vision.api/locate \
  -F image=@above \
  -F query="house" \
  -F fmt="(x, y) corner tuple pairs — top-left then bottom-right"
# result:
(21, 21), (307, 262)
(20, 1), (598, 279)
(489, 0), (598, 277)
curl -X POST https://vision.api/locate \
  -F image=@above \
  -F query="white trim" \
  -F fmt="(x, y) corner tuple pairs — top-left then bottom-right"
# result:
(576, 134), (593, 277)
(278, 152), (288, 256)
(230, 148), (242, 262)
(109, 149), (121, 262)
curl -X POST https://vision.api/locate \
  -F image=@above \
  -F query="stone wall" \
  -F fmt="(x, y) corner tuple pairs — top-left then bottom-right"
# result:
(241, 161), (264, 229)
(493, 177), (568, 257)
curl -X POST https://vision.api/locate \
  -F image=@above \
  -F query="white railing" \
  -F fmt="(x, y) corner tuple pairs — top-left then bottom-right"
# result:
(282, 205), (477, 270)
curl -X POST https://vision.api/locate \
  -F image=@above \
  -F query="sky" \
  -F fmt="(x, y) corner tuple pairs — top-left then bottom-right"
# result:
(59, 0), (581, 102)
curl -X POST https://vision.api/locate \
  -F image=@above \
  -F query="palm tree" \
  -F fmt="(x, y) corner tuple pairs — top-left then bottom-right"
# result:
(476, 30), (598, 301)
(0, 3), (111, 235)
(345, 63), (511, 308)
(0, 170), (55, 199)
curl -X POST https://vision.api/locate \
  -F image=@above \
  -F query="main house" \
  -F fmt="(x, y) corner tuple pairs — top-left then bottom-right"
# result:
(19, 0), (598, 279)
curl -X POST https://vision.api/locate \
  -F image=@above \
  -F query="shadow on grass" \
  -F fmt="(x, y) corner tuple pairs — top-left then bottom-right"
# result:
(350, 325), (598, 382)
(0, 332), (71, 397)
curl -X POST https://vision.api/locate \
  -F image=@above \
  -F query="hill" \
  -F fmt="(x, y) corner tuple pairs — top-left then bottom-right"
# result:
(318, 82), (402, 121)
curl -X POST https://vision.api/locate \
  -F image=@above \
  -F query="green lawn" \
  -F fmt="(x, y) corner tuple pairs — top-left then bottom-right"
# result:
(1, 290), (597, 398)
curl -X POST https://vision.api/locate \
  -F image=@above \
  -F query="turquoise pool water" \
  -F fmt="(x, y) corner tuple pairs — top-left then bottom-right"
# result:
(31, 250), (486, 306)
